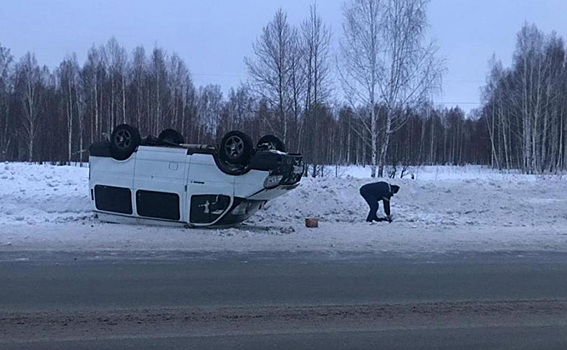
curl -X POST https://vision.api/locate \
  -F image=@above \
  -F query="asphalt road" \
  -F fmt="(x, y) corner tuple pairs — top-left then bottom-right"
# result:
(1, 250), (567, 349)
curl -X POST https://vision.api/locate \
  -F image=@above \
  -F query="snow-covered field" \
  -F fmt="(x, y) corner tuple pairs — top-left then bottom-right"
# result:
(0, 162), (566, 253)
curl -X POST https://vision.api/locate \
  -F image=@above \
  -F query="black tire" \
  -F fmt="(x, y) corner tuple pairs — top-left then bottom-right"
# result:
(158, 129), (185, 144)
(257, 134), (286, 152)
(110, 124), (141, 160)
(219, 131), (253, 165)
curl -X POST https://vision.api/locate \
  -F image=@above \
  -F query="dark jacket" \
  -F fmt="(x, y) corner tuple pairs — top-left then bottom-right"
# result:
(359, 181), (395, 216)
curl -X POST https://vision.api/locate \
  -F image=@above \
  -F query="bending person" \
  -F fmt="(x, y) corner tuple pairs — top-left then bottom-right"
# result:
(359, 181), (400, 223)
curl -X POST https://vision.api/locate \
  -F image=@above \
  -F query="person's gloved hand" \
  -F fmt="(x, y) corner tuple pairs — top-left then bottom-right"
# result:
(386, 215), (393, 223)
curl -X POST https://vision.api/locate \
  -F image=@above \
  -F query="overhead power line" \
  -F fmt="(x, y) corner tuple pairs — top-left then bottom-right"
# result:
(434, 101), (480, 105)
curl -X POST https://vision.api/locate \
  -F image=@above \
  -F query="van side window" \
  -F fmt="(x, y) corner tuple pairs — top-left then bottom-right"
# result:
(190, 195), (231, 224)
(136, 190), (180, 221)
(94, 185), (133, 214)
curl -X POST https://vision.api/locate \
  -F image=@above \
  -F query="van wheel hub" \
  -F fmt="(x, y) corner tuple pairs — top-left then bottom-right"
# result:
(114, 130), (132, 149)
(225, 136), (244, 158)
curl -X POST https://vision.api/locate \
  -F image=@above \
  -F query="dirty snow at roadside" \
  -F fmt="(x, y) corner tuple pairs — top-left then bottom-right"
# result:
(0, 162), (566, 253)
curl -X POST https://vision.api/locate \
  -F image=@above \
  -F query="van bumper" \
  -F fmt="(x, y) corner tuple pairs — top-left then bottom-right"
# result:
(250, 151), (303, 187)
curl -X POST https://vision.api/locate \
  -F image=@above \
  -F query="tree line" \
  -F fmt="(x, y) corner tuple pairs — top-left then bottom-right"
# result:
(480, 23), (567, 174)
(0, 0), (564, 174)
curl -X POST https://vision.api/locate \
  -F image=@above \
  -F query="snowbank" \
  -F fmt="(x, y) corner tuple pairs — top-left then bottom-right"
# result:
(0, 163), (91, 225)
(0, 163), (566, 253)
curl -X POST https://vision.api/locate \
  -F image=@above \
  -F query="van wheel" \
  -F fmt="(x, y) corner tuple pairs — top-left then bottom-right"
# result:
(159, 129), (185, 144)
(220, 131), (253, 165)
(257, 135), (286, 152)
(110, 124), (141, 160)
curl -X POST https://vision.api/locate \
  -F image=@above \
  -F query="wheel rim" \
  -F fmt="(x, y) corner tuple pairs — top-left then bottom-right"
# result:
(114, 130), (131, 149)
(225, 136), (244, 159)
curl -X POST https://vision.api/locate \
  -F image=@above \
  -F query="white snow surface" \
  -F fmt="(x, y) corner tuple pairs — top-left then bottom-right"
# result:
(0, 162), (566, 253)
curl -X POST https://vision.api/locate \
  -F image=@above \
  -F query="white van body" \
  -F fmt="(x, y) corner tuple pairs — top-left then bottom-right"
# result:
(89, 143), (303, 227)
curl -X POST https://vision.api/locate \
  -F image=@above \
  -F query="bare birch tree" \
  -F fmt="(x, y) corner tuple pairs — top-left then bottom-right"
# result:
(14, 53), (45, 161)
(224, 86), (255, 135)
(340, 0), (442, 177)
(57, 55), (80, 163)
(150, 48), (168, 135)
(301, 3), (331, 161)
(81, 46), (105, 144)
(131, 46), (147, 130)
(339, 0), (382, 177)
(0, 44), (13, 159)
(196, 84), (223, 142)
(168, 53), (191, 131)
(106, 38), (128, 126)
(376, 0), (442, 176)
(245, 8), (297, 143)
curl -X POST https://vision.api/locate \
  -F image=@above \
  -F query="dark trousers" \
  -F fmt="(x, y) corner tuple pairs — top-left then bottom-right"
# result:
(360, 189), (379, 222)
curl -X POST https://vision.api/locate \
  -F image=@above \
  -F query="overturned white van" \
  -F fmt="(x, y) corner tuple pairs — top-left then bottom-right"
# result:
(88, 125), (303, 227)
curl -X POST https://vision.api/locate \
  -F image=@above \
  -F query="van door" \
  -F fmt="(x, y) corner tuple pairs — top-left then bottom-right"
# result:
(133, 146), (189, 222)
(186, 153), (235, 226)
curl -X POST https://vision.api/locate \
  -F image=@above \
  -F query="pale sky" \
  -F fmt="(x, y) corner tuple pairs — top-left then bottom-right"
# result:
(2, 0), (567, 114)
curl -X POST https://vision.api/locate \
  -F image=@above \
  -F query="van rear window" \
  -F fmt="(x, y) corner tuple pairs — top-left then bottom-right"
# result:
(94, 185), (133, 214)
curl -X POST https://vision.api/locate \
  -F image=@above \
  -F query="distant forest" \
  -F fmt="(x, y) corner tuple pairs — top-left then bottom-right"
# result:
(0, 0), (566, 175)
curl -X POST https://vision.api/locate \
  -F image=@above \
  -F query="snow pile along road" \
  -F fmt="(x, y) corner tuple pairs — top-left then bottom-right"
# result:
(0, 163), (91, 225)
(0, 163), (566, 253)
(256, 173), (566, 229)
